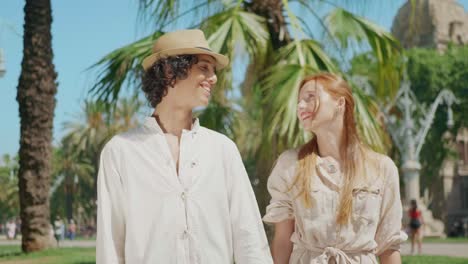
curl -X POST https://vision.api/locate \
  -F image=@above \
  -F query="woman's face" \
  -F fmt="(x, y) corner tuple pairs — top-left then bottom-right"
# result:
(297, 80), (341, 132)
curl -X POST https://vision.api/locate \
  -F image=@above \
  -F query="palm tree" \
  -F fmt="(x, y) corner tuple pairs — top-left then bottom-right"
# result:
(50, 146), (93, 222)
(90, 0), (401, 213)
(57, 97), (142, 222)
(16, 0), (57, 252)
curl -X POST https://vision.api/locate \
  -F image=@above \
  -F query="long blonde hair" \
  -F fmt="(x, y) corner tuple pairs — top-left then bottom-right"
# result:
(291, 72), (369, 225)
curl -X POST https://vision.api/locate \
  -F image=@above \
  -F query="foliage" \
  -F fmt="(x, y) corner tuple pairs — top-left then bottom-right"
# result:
(0, 155), (19, 222)
(405, 45), (468, 194)
(49, 97), (143, 223)
(350, 45), (468, 196)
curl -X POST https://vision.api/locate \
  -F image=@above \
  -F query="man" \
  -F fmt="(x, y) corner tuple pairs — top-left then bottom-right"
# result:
(54, 216), (64, 247)
(96, 29), (272, 264)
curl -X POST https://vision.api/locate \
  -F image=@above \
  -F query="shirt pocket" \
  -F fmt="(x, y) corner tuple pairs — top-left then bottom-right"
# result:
(352, 187), (382, 223)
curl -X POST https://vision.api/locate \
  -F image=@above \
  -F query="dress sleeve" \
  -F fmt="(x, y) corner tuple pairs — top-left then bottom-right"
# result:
(262, 150), (297, 224)
(375, 157), (408, 256)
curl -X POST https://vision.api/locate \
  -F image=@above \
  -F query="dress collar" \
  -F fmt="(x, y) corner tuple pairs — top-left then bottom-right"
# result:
(315, 155), (343, 190)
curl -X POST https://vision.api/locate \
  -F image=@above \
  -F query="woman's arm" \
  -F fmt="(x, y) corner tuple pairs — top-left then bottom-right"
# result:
(380, 249), (402, 264)
(271, 219), (295, 264)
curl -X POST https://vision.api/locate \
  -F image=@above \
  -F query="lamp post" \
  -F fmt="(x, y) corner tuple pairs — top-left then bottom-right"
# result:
(381, 76), (458, 237)
(382, 79), (458, 203)
(352, 73), (458, 236)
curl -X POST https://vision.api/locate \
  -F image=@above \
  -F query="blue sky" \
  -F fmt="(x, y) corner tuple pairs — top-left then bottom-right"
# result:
(1, 0), (467, 157)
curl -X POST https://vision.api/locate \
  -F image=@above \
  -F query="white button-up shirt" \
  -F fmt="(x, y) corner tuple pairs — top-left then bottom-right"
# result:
(96, 117), (272, 264)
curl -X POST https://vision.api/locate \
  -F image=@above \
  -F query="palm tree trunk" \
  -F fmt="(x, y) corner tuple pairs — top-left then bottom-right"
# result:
(246, 0), (292, 219)
(249, 0), (291, 50)
(65, 181), (74, 221)
(16, 0), (57, 252)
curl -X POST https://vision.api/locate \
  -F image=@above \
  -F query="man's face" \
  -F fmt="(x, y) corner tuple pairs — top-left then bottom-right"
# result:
(168, 54), (218, 109)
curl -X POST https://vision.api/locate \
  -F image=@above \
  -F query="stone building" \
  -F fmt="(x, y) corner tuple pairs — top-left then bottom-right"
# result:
(435, 129), (468, 235)
(392, 0), (468, 234)
(392, 0), (468, 50)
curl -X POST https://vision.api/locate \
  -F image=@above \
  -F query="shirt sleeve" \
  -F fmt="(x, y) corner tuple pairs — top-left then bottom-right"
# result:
(262, 150), (296, 224)
(224, 139), (273, 264)
(375, 157), (408, 256)
(96, 139), (126, 264)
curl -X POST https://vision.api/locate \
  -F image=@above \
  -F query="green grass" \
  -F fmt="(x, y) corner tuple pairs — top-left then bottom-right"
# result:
(0, 246), (94, 264)
(0, 246), (467, 264)
(74, 236), (96, 241)
(402, 255), (468, 264)
(0, 246), (20, 257)
(421, 237), (468, 244)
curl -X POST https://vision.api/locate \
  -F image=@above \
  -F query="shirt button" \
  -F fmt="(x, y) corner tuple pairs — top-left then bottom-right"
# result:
(182, 230), (188, 239)
(181, 192), (186, 200)
(190, 161), (197, 168)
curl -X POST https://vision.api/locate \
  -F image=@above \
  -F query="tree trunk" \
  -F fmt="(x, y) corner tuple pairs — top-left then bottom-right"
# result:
(65, 179), (74, 221)
(249, 0), (291, 50)
(246, 0), (292, 220)
(16, 0), (57, 252)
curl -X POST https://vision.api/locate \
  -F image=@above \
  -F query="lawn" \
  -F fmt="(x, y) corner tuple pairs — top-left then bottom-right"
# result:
(0, 246), (467, 264)
(0, 246), (94, 264)
(402, 255), (468, 264)
(421, 237), (468, 244)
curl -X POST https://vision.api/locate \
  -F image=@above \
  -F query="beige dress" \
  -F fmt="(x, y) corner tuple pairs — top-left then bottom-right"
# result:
(263, 149), (407, 264)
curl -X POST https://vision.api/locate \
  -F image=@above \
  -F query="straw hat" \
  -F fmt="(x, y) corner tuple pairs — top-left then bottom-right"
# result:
(142, 29), (229, 71)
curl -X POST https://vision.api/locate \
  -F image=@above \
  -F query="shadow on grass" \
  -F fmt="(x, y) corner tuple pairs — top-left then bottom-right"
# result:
(0, 252), (22, 258)
(0, 246), (22, 259)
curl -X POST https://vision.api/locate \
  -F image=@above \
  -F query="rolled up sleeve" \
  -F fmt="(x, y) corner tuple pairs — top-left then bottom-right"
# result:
(263, 150), (296, 224)
(375, 157), (408, 256)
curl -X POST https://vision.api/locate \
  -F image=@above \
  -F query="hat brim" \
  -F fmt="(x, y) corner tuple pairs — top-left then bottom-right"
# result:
(142, 47), (229, 71)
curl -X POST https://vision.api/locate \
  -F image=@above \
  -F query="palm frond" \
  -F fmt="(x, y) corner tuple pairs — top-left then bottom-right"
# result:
(325, 8), (402, 100)
(137, 0), (225, 30)
(88, 32), (163, 104)
(258, 39), (337, 145)
(200, 5), (269, 93)
(197, 99), (238, 139)
(350, 80), (390, 153)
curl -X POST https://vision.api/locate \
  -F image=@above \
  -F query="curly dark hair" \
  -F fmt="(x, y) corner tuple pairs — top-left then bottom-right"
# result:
(142, 54), (199, 108)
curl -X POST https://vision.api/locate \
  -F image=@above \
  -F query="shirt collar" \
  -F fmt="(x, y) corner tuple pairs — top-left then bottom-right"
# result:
(143, 116), (200, 135)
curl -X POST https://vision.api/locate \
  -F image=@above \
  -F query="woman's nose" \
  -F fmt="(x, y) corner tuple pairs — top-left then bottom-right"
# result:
(298, 100), (307, 109)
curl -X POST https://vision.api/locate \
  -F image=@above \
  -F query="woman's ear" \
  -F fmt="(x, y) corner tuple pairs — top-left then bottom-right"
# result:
(337, 97), (345, 113)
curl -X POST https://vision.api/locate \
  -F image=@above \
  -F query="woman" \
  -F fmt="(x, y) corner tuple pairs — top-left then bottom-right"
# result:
(263, 73), (407, 264)
(408, 199), (424, 255)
